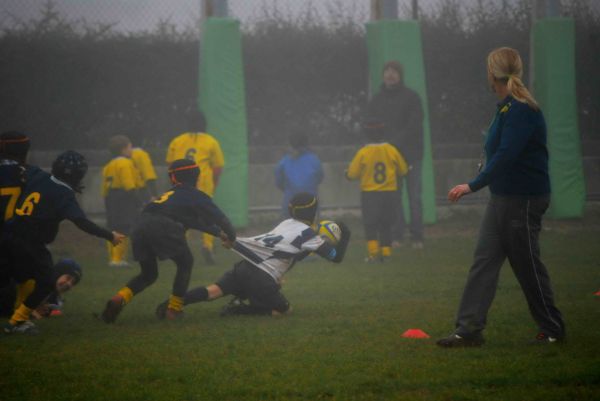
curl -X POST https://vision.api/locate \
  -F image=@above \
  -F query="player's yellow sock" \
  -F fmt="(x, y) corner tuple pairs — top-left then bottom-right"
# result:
(167, 295), (184, 312)
(107, 241), (116, 262)
(10, 304), (33, 325)
(117, 287), (134, 304)
(367, 240), (380, 258)
(14, 280), (35, 311)
(381, 246), (392, 257)
(202, 233), (214, 252)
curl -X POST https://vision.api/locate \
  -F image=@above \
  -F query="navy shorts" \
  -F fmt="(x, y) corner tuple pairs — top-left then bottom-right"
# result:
(131, 213), (190, 261)
(216, 260), (290, 313)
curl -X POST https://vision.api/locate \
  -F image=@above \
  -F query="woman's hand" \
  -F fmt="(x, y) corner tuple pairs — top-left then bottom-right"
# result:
(448, 184), (472, 202)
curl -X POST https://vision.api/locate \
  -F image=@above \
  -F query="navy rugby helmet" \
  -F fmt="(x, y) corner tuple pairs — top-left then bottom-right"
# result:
(288, 192), (318, 225)
(51, 150), (88, 193)
(53, 258), (83, 285)
(0, 131), (30, 164)
(168, 159), (200, 186)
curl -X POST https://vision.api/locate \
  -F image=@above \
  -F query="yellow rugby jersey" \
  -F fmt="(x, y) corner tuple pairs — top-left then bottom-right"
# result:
(347, 143), (408, 192)
(131, 147), (157, 188)
(102, 156), (138, 197)
(165, 132), (225, 196)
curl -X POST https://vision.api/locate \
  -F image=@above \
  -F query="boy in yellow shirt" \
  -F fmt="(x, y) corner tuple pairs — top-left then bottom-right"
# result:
(131, 146), (158, 202)
(102, 135), (140, 267)
(346, 120), (408, 262)
(166, 110), (225, 265)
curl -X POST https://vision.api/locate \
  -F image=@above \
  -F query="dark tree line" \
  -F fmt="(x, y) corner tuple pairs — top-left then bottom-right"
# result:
(0, 0), (597, 151)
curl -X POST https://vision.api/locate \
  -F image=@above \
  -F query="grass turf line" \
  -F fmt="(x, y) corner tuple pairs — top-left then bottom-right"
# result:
(1, 207), (599, 401)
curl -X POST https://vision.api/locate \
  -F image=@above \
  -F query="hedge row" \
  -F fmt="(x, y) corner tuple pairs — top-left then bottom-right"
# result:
(0, 0), (597, 150)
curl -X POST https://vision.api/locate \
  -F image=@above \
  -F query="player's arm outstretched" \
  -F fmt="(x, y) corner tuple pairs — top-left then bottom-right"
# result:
(71, 217), (124, 245)
(190, 190), (236, 243)
(193, 213), (236, 246)
(54, 151), (125, 246)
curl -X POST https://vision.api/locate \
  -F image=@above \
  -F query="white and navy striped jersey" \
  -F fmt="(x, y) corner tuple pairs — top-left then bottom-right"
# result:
(232, 218), (328, 282)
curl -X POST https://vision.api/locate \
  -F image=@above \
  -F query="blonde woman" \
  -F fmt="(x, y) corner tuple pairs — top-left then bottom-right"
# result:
(437, 47), (565, 347)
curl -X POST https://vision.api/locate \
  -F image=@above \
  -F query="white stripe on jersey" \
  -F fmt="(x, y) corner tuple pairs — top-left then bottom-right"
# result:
(232, 218), (325, 282)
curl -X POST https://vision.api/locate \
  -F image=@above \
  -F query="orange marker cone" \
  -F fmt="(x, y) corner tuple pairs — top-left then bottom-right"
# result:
(594, 290), (600, 297)
(50, 310), (63, 317)
(401, 329), (430, 339)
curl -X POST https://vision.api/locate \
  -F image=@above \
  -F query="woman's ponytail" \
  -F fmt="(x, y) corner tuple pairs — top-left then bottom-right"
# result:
(488, 47), (539, 111)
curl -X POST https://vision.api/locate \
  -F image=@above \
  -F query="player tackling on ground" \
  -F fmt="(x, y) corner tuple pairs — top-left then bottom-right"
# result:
(156, 192), (350, 318)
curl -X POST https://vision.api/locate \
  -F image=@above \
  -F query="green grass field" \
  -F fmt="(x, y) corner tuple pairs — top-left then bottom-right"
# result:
(1, 204), (600, 401)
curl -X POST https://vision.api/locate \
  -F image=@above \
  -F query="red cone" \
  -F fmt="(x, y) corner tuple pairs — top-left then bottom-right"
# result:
(594, 290), (600, 297)
(401, 329), (430, 339)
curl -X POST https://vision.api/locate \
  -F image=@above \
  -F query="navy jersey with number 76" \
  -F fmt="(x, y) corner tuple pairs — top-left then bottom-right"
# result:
(6, 168), (112, 244)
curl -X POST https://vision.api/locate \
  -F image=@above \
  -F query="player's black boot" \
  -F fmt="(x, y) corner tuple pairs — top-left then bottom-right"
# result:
(100, 295), (125, 323)
(220, 298), (252, 317)
(155, 300), (168, 320)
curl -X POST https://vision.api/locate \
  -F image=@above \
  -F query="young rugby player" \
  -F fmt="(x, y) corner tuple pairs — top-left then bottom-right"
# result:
(166, 110), (225, 265)
(0, 132), (56, 318)
(0, 132), (31, 231)
(346, 120), (408, 262)
(100, 159), (236, 323)
(1, 151), (124, 334)
(155, 192), (350, 318)
(131, 145), (158, 202)
(0, 258), (82, 319)
(102, 135), (140, 267)
(1, 131), (32, 306)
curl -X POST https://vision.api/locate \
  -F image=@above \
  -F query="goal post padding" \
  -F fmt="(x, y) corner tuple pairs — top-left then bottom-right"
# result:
(365, 20), (436, 224)
(532, 18), (585, 218)
(199, 18), (249, 227)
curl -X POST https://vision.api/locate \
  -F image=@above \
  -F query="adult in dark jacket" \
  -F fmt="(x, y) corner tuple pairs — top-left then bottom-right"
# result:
(367, 60), (424, 248)
(437, 47), (565, 347)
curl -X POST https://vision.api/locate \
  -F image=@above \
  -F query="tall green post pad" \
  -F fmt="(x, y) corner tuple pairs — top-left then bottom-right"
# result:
(532, 18), (585, 218)
(366, 20), (436, 224)
(199, 18), (249, 226)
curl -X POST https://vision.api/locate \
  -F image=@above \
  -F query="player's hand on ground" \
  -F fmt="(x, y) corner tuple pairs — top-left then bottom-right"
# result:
(111, 231), (126, 245)
(448, 184), (472, 202)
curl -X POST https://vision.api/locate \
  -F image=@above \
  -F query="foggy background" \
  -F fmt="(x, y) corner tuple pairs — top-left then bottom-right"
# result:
(0, 0), (598, 155)
(0, 0), (598, 212)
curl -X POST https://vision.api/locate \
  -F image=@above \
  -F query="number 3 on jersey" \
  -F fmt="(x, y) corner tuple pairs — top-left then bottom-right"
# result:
(373, 162), (387, 184)
(153, 191), (174, 204)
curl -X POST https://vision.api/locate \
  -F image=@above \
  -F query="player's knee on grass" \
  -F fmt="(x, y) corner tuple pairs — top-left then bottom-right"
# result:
(250, 295), (290, 316)
(206, 284), (224, 300)
(273, 301), (290, 316)
(272, 305), (292, 317)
